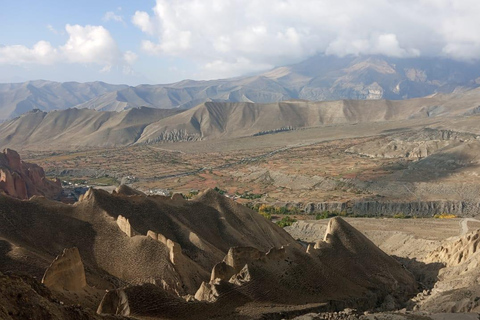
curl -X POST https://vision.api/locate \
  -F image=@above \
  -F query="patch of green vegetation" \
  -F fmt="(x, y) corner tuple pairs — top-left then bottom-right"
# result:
(213, 186), (226, 195)
(259, 211), (272, 220)
(315, 210), (351, 219)
(276, 216), (297, 227)
(88, 176), (119, 186)
(236, 191), (263, 200)
(184, 190), (199, 199)
(249, 203), (301, 215)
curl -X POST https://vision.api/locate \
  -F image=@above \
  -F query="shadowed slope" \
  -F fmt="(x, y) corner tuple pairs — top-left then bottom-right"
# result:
(195, 217), (416, 309)
(0, 188), (419, 319)
(0, 272), (120, 320)
(0, 187), (297, 297)
(0, 107), (183, 149)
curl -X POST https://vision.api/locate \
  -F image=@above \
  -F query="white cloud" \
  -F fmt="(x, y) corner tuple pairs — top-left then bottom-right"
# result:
(0, 24), (136, 71)
(132, 11), (154, 35)
(132, 0), (480, 78)
(103, 11), (124, 24)
(61, 24), (120, 65)
(0, 41), (59, 65)
(123, 51), (138, 64)
(326, 34), (420, 58)
(202, 58), (273, 79)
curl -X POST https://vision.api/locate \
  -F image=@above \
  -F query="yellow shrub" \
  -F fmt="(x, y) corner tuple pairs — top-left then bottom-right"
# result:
(434, 213), (457, 219)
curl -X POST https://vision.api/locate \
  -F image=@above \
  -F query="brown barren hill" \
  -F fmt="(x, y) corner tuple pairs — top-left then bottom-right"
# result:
(3, 87), (480, 150)
(0, 185), (420, 318)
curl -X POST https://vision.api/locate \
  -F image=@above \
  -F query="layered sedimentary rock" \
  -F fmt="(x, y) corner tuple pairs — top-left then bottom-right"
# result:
(0, 148), (62, 199)
(302, 200), (480, 217)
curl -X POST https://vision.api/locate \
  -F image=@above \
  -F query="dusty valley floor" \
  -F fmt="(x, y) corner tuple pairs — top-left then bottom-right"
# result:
(23, 116), (480, 216)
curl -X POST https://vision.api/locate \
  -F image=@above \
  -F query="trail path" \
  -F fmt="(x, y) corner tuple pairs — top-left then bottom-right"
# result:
(459, 218), (480, 236)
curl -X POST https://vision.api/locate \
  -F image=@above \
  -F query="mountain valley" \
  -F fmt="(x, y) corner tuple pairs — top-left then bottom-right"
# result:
(2, 55), (480, 320)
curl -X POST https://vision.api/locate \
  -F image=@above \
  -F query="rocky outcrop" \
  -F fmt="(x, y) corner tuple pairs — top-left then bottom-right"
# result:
(146, 230), (183, 265)
(302, 200), (480, 217)
(116, 215), (139, 237)
(113, 184), (145, 196)
(41, 247), (87, 291)
(345, 129), (480, 160)
(171, 193), (185, 202)
(117, 215), (139, 237)
(143, 129), (201, 144)
(97, 289), (130, 316)
(97, 284), (187, 318)
(0, 272), (104, 320)
(196, 246), (270, 302)
(196, 218), (416, 309)
(414, 230), (480, 312)
(223, 247), (264, 271)
(425, 231), (480, 267)
(0, 148), (62, 199)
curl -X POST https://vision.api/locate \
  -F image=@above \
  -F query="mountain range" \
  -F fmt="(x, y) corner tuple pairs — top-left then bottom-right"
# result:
(1, 86), (480, 150)
(2, 55), (480, 121)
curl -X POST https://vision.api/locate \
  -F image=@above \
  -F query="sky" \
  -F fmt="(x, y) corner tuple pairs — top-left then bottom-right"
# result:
(1, 0), (480, 85)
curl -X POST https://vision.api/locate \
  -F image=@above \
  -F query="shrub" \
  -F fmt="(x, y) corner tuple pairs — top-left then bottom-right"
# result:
(259, 211), (272, 220)
(184, 190), (199, 199)
(253, 204), (301, 216)
(213, 186), (226, 195)
(237, 191), (263, 200)
(277, 216), (296, 227)
(434, 213), (457, 219)
(315, 210), (338, 220)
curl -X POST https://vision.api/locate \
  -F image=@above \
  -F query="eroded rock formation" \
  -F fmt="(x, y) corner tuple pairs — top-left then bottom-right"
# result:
(196, 217), (416, 310)
(0, 186), (422, 319)
(0, 148), (62, 199)
(415, 229), (480, 312)
(116, 215), (139, 237)
(42, 247), (87, 291)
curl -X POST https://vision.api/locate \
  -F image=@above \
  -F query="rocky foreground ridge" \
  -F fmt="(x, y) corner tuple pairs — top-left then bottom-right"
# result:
(0, 183), (421, 319)
(0, 148), (62, 199)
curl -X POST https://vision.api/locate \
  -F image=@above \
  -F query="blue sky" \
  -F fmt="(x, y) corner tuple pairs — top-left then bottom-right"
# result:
(0, 1), (168, 84)
(1, 0), (480, 85)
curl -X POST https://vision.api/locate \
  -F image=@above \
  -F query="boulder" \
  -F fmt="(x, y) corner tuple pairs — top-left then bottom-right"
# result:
(42, 247), (87, 291)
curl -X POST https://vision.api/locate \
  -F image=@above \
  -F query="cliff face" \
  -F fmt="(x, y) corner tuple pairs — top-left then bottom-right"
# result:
(302, 200), (480, 217)
(0, 149), (62, 200)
